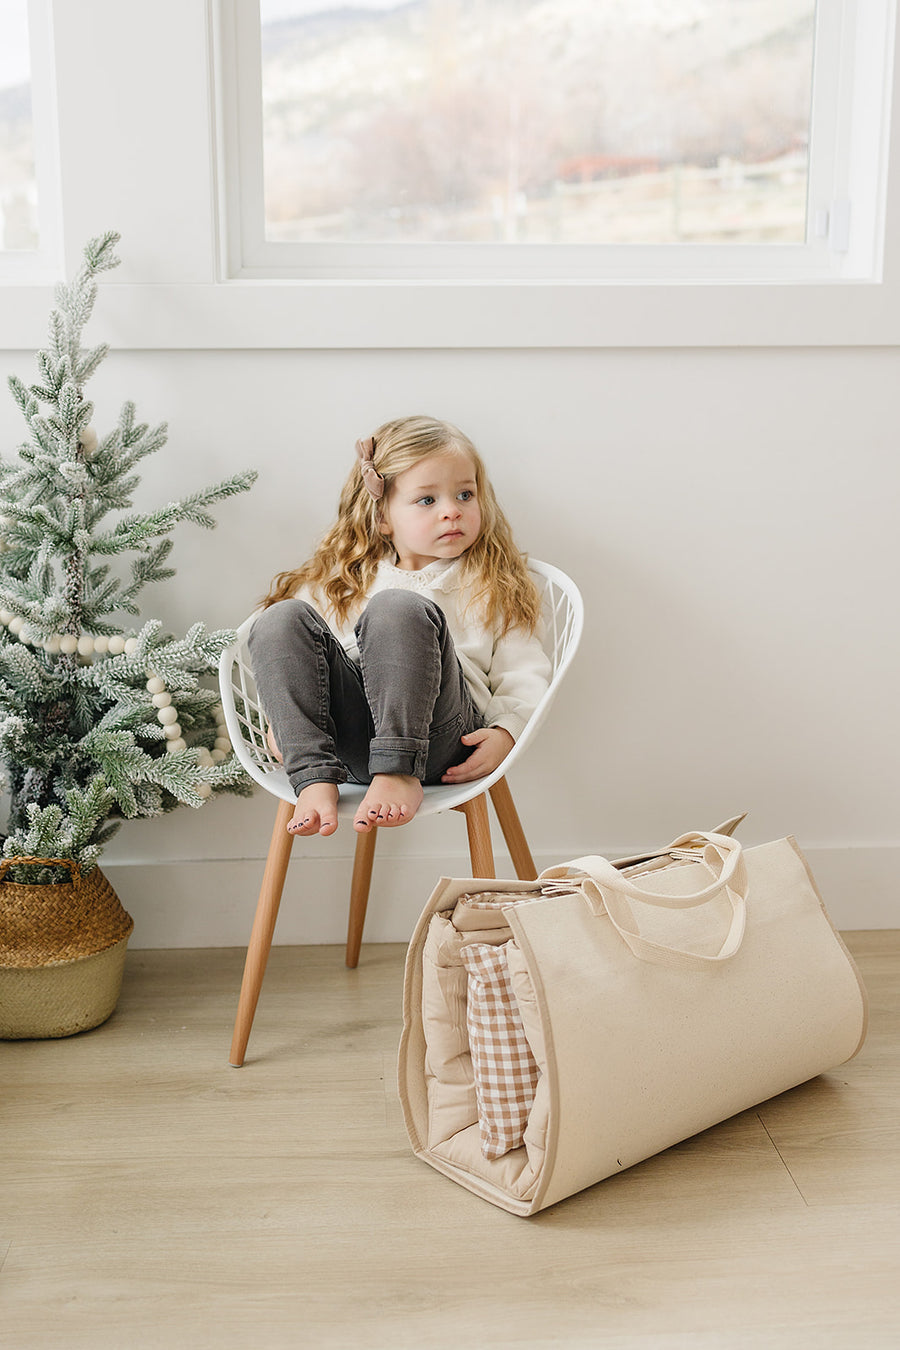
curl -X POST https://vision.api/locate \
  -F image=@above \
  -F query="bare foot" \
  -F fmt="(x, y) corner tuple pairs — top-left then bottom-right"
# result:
(354, 774), (424, 832)
(288, 782), (340, 836)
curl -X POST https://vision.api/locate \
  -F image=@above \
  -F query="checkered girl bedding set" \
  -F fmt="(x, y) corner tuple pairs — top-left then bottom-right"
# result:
(399, 823), (869, 1215)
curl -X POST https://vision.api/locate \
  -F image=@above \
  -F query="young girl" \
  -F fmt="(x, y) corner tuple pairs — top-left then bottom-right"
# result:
(249, 415), (551, 837)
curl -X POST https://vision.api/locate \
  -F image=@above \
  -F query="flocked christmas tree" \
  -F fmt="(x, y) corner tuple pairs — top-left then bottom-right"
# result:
(0, 232), (257, 884)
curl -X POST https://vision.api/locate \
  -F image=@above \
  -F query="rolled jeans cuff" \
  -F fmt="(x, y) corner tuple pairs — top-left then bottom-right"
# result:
(288, 764), (348, 794)
(368, 736), (428, 780)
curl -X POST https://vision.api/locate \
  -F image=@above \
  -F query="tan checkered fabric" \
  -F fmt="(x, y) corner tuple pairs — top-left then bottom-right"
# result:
(461, 891), (538, 908)
(460, 940), (540, 1160)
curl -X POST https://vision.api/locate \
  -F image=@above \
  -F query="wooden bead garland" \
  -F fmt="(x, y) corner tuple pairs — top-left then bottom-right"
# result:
(142, 674), (232, 767)
(0, 611), (140, 659)
(0, 612), (232, 776)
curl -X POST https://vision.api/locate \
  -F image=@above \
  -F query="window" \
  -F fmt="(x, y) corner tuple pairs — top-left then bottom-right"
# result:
(0, 0), (36, 252)
(2, 3), (898, 351)
(217, 0), (895, 281)
(0, 0), (60, 283)
(260, 0), (815, 248)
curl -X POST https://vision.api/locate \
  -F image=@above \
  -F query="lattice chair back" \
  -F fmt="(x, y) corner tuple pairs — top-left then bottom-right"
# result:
(219, 560), (582, 814)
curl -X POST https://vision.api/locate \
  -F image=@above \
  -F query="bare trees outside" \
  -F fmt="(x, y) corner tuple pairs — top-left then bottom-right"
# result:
(260, 0), (816, 246)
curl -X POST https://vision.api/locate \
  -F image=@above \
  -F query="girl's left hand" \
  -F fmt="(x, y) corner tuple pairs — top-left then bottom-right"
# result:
(440, 727), (515, 784)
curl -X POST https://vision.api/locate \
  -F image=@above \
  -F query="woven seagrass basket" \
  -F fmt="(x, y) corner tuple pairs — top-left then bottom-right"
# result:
(0, 856), (134, 1039)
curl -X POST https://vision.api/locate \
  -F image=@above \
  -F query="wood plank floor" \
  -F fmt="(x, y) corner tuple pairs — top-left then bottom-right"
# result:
(2, 932), (898, 1350)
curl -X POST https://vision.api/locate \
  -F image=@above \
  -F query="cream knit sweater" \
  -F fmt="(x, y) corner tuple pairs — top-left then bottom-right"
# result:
(301, 558), (551, 744)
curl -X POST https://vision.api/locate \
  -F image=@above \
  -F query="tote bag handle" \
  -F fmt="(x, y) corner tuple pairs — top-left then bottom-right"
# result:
(541, 832), (748, 970)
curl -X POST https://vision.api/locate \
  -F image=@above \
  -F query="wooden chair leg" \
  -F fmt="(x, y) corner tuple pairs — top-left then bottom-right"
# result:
(229, 799), (295, 1067)
(489, 776), (538, 881)
(454, 794), (496, 878)
(346, 827), (378, 969)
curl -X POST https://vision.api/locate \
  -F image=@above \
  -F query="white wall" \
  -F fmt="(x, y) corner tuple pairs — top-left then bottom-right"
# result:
(0, 1), (898, 943)
(1, 343), (897, 939)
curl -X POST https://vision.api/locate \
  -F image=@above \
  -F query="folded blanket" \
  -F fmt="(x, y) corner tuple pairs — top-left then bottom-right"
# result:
(452, 890), (570, 1160)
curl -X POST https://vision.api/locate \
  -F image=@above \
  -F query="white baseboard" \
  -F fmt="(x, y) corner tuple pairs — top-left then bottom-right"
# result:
(105, 843), (899, 949)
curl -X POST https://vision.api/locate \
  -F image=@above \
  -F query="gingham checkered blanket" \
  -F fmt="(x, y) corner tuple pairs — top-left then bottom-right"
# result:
(457, 893), (544, 1160)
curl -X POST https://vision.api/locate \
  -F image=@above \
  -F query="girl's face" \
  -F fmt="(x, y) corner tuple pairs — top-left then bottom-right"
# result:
(379, 450), (482, 572)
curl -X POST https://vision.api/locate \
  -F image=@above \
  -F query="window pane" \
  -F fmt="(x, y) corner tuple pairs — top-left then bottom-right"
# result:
(260, 0), (816, 247)
(0, 0), (37, 251)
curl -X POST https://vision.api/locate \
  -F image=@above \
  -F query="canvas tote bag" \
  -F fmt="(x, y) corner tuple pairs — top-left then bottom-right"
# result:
(398, 824), (868, 1216)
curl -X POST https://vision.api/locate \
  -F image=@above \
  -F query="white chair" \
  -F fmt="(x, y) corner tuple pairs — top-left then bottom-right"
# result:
(220, 560), (583, 1066)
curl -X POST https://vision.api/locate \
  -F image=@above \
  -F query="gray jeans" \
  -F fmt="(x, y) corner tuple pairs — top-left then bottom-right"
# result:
(247, 591), (484, 795)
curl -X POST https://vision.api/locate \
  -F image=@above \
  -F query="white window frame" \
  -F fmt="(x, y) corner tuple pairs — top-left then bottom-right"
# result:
(0, 0), (898, 350)
(217, 0), (893, 285)
(0, 0), (63, 284)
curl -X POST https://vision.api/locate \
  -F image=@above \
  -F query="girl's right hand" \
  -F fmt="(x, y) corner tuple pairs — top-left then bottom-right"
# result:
(440, 727), (514, 784)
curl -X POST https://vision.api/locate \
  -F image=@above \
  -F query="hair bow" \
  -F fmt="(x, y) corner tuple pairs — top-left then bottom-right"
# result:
(355, 437), (385, 500)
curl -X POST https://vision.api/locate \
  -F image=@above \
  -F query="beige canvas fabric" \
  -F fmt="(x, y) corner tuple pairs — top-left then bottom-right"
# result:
(399, 829), (868, 1216)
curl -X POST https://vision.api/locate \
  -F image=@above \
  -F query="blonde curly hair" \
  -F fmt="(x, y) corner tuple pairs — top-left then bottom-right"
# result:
(262, 415), (540, 636)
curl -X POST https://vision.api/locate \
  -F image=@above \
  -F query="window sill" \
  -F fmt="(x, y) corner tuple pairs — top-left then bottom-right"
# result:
(1, 276), (899, 350)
